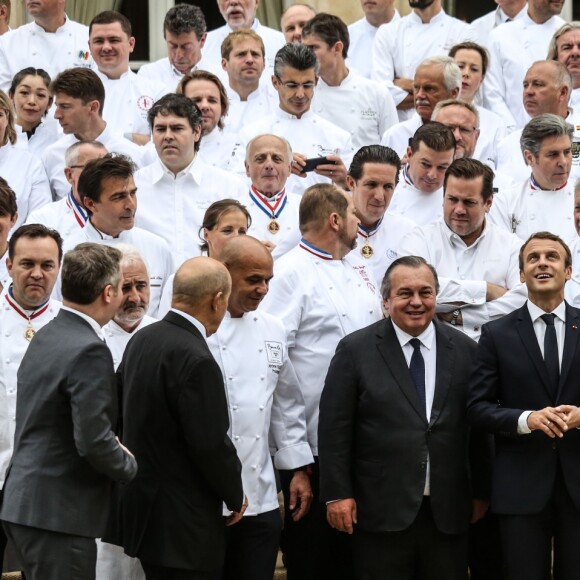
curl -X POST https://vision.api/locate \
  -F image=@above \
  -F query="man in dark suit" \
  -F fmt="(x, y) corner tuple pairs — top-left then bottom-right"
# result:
(0, 243), (137, 580)
(319, 255), (489, 580)
(117, 256), (245, 580)
(468, 231), (580, 580)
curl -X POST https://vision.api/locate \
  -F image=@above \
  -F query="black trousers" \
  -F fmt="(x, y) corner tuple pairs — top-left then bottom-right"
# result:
(352, 497), (468, 580)
(3, 521), (97, 580)
(280, 459), (354, 580)
(141, 561), (217, 580)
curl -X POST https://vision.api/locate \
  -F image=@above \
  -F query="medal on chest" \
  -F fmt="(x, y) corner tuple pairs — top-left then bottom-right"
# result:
(249, 186), (287, 235)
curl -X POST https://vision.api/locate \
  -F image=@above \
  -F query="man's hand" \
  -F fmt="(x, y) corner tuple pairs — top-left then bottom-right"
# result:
(226, 495), (249, 526)
(527, 407), (568, 438)
(555, 404), (580, 429)
(471, 499), (489, 524)
(326, 498), (357, 534)
(486, 282), (508, 301)
(291, 152), (308, 177)
(314, 154), (348, 189)
(288, 470), (313, 522)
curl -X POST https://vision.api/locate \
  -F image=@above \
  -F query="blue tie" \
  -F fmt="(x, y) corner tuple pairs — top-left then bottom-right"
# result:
(541, 313), (559, 397)
(409, 338), (426, 416)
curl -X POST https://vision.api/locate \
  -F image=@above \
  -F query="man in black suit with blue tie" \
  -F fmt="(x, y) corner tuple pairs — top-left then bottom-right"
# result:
(319, 255), (490, 580)
(468, 231), (580, 580)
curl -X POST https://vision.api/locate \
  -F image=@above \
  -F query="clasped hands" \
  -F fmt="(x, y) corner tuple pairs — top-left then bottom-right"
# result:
(527, 405), (580, 438)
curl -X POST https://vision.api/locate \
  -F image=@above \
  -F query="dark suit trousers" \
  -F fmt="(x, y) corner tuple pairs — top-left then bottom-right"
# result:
(2, 521), (97, 580)
(141, 562), (217, 580)
(281, 459), (354, 580)
(498, 461), (580, 580)
(352, 497), (468, 580)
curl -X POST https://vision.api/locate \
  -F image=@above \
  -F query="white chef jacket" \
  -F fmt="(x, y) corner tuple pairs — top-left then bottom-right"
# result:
(388, 166), (444, 226)
(261, 242), (382, 454)
(94, 69), (167, 137)
(381, 113), (422, 157)
(484, 13), (566, 129)
(63, 220), (174, 318)
(15, 118), (61, 158)
(134, 155), (247, 267)
(198, 127), (239, 172)
(233, 107), (355, 195)
(223, 84), (277, 136)
(399, 220), (527, 340)
(0, 145), (51, 230)
(0, 289), (61, 485)
(137, 56), (213, 94)
(0, 15), (92, 92)
(565, 237), (580, 307)
(571, 90), (580, 112)
(103, 316), (157, 370)
(25, 190), (87, 243)
(346, 11), (400, 79)
(201, 19), (285, 88)
(489, 177), (576, 243)
(208, 310), (313, 516)
(0, 249), (8, 290)
(311, 71), (398, 150)
(372, 9), (476, 119)
(245, 188), (301, 260)
(41, 124), (145, 199)
(470, 3), (528, 47)
(351, 212), (416, 288)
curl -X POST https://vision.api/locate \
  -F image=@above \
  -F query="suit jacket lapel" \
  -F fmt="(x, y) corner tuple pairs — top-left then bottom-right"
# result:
(429, 321), (453, 427)
(515, 305), (554, 399)
(376, 319), (428, 424)
(558, 303), (580, 396)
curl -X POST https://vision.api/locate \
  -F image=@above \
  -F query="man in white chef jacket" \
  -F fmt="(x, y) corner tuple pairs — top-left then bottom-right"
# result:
(490, 113), (576, 244)
(261, 183), (382, 580)
(470, 0), (527, 47)
(207, 234), (313, 580)
(0, 0), (92, 92)
(89, 11), (166, 145)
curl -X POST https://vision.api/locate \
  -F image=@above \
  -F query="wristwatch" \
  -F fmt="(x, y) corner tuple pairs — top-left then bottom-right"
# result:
(450, 309), (460, 326)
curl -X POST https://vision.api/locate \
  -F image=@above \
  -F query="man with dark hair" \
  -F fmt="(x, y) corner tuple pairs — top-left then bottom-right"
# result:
(346, 144), (415, 287)
(139, 4), (209, 92)
(233, 42), (354, 196)
(64, 153), (173, 319)
(490, 113), (575, 243)
(0, 177), (17, 289)
(262, 183), (381, 580)
(89, 11), (166, 144)
(0, 0), (91, 92)
(0, 242), (137, 580)
(388, 121), (456, 225)
(42, 67), (144, 200)
(135, 93), (246, 267)
(303, 13), (398, 150)
(399, 157), (526, 341)
(468, 230), (580, 580)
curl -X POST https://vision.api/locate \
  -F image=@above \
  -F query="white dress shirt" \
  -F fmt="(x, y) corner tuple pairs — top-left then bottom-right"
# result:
(0, 144), (51, 229)
(347, 11), (400, 79)
(223, 84), (277, 136)
(207, 310), (313, 516)
(94, 69), (167, 137)
(311, 71), (398, 150)
(399, 220), (527, 340)
(233, 108), (355, 195)
(388, 165), (444, 226)
(0, 16), (92, 92)
(63, 220), (174, 319)
(489, 177), (576, 244)
(470, 3), (528, 47)
(392, 319), (436, 494)
(0, 289), (61, 484)
(42, 124), (145, 199)
(484, 13), (566, 128)
(134, 155), (247, 267)
(103, 316), (157, 370)
(350, 212), (416, 288)
(261, 242), (382, 455)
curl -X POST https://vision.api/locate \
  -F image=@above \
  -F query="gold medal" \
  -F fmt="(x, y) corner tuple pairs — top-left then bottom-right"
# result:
(24, 323), (35, 342)
(361, 243), (374, 259)
(268, 219), (280, 234)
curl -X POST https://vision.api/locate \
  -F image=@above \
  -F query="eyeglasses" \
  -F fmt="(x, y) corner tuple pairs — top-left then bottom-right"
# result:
(446, 124), (478, 137)
(275, 77), (315, 91)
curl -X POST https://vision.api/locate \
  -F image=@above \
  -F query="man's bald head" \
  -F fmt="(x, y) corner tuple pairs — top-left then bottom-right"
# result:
(173, 257), (231, 309)
(219, 235), (273, 272)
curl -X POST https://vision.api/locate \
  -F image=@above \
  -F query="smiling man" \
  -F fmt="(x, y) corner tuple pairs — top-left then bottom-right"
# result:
(468, 230), (580, 580)
(64, 154), (174, 319)
(490, 113), (576, 243)
(549, 22), (580, 110)
(388, 122), (455, 226)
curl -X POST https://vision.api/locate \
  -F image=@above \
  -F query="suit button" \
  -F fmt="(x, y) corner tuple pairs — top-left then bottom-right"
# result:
(552, 442), (557, 450)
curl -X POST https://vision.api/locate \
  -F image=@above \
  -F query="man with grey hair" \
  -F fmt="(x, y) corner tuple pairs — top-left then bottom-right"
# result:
(372, 0), (476, 122)
(548, 22), (580, 111)
(490, 113), (576, 243)
(495, 60), (578, 184)
(280, 3), (316, 43)
(233, 42), (354, 196)
(26, 140), (108, 241)
(1, 242), (137, 580)
(381, 56), (461, 159)
(138, 4), (209, 93)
